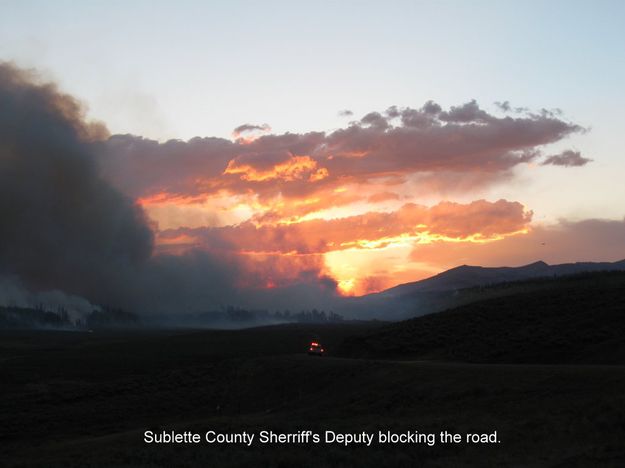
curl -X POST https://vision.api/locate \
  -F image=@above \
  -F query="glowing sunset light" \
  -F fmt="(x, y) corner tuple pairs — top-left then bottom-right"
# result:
(0, 0), (622, 323)
(63, 80), (609, 300)
(149, 198), (532, 296)
(103, 102), (566, 300)
(224, 154), (329, 182)
(337, 278), (356, 295)
(137, 192), (208, 206)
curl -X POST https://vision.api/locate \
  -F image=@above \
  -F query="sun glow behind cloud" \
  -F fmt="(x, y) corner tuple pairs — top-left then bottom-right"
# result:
(96, 99), (590, 298)
(325, 226), (530, 295)
(149, 194), (533, 296)
(3, 57), (622, 319)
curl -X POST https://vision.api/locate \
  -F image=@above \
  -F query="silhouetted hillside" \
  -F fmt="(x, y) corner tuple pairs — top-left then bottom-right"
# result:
(340, 259), (625, 320)
(381, 259), (625, 297)
(339, 271), (625, 363)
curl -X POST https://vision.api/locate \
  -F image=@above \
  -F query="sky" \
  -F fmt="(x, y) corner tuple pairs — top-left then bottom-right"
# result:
(1, 0), (624, 305)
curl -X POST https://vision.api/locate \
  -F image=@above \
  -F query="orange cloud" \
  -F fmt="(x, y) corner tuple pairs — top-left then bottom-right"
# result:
(224, 153), (329, 183)
(410, 218), (625, 269)
(90, 101), (591, 300)
(157, 199), (532, 256)
(137, 192), (208, 206)
(368, 191), (400, 203)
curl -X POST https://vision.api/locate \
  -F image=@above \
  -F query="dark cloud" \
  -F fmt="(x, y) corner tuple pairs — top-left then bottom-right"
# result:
(360, 111), (390, 129)
(96, 134), (238, 198)
(338, 109), (354, 117)
(438, 99), (494, 123)
(421, 100), (442, 115)
(495, 101), (512, 112)
(542, 149), (592, 167)
(95, 100), (586, 212)
(232, 123), (271, 138)
(321, 102), (578, 179)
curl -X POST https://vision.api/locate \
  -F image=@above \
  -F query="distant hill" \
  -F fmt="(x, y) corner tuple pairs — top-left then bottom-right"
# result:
(379, 259), (625, 298)
(339, 259), (625, 320)
(338, 271), (625, 364)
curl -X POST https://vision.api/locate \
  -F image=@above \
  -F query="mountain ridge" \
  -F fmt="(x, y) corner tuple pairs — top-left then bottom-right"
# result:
(337, 258), (625, 320)
(376, 259), (625, 298)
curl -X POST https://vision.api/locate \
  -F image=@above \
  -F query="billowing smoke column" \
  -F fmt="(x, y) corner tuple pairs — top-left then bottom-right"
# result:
(0, 63), (152, 305)
(0, 63), (337, 314)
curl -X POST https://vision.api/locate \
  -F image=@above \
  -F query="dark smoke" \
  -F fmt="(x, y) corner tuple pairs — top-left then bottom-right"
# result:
(0, 63), (338, 315)
(0, 63), (153, 304)
(542, 149), (592, 167)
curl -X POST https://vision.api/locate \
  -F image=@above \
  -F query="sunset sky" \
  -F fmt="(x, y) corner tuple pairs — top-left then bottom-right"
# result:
(2, 0), (624, 299)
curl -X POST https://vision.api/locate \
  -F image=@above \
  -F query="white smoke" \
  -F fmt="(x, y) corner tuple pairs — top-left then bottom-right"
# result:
(0, 275), (99, 322)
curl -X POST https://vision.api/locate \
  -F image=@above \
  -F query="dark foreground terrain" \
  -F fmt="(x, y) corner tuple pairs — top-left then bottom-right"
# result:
(340, 271), (625, 363)
(3, 273), (625, 467)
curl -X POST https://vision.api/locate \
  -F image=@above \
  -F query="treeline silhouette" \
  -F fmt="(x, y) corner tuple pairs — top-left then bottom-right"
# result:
(213, 306), (343, 323)
(0, 304), (344, 330)
(0, 304), (74, 329)
(163, 306), (344, 327)
(0, 304), (139, 330)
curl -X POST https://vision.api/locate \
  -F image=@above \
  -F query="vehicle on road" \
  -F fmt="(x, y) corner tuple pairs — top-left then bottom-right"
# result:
(307, 341), (324, 356)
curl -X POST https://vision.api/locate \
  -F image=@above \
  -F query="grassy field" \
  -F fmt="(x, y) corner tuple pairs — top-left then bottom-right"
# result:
(2, 314), (625, 467)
